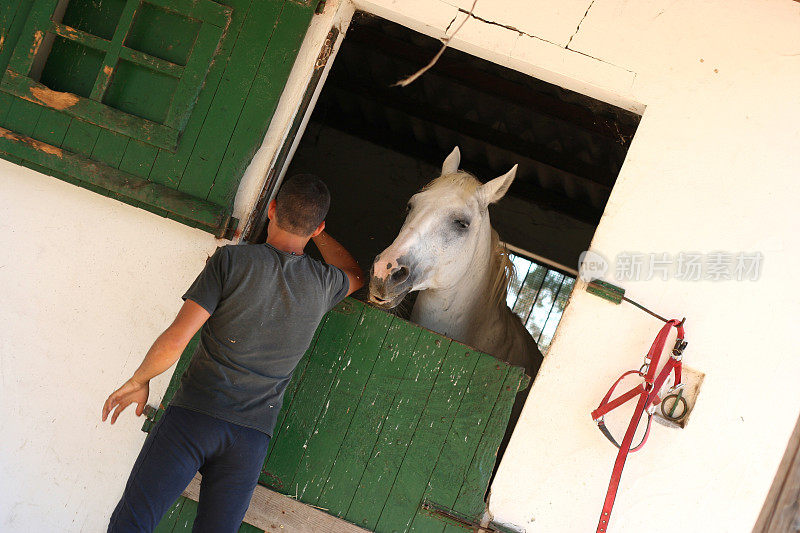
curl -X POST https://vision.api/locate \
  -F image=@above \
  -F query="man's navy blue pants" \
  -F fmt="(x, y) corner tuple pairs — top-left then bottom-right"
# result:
(108, 406), (271, 533)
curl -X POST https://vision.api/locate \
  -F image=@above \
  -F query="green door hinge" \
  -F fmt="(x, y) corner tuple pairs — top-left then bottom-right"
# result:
(222, 216), (239, 241)
(419, 499), (515, 532)
(141, 404), (164, 433)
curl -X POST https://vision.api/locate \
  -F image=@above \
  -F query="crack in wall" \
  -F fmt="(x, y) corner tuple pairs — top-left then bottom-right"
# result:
(566, 0), (595, 49)
(444, 12), (458, 34)
(452, 3), (636, 77)
(456, 7), (561, 47)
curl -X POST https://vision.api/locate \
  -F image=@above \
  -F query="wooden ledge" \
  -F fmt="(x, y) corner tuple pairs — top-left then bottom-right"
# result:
(182, 474), (370, 532)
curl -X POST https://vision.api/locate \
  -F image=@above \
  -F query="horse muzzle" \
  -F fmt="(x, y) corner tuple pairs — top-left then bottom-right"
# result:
(368, 262), (413, 309)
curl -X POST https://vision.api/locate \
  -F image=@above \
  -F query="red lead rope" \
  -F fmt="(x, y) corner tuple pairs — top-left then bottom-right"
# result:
(592, 319), (687, 533)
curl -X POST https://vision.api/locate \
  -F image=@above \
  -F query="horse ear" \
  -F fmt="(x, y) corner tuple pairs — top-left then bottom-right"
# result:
(441, 146), (461, 176)
(479, 165), (517, 205)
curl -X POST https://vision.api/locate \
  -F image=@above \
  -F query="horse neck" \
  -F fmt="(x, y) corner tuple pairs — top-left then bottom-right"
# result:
(411, 223), (501, 342)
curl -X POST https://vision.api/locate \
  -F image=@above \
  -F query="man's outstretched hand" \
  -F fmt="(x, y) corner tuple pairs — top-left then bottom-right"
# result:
(102, 378), (150, 424)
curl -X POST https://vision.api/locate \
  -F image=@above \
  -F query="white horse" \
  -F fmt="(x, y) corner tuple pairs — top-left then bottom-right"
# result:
(369, 147), (543, 381)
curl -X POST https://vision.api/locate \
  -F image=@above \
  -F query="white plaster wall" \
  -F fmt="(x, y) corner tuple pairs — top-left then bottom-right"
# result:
(0, 160), (221, 530)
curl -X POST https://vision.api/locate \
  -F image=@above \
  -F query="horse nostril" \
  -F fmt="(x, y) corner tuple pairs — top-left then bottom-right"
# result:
(391, 266), (409, 284)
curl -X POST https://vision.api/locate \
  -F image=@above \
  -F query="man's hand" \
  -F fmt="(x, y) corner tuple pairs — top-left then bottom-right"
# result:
(102, 378), (150, 424)
(101, 300), (209, 426)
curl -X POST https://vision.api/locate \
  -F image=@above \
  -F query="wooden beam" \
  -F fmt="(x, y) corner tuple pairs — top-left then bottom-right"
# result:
(345, 25), (639, 144)
(0, 126), (231, 235)
(753, 411), (800, 532)
(182, 474), (370, 533)
(326, 74), (615, 191)
(310, 101), (604, 225)
(50, 23), (110, 53)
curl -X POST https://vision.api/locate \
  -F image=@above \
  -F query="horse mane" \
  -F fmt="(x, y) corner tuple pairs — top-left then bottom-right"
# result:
(489, 230), (514, 309)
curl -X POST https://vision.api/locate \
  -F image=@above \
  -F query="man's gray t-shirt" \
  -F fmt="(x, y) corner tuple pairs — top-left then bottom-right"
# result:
(171, 243), (349, 435)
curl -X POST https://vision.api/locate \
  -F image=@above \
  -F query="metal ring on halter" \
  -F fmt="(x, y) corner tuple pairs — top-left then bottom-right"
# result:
(660, 393), (688, 421)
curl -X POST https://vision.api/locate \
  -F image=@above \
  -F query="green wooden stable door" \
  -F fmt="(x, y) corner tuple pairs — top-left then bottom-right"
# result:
(0, 0), (315, 236)
(154, 299), (529, 532)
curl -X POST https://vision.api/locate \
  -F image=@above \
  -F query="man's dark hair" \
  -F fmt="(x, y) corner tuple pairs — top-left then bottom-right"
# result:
(275, 174), (331, 236)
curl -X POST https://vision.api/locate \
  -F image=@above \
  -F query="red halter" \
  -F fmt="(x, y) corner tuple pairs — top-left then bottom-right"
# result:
(591, 319), (687, 532)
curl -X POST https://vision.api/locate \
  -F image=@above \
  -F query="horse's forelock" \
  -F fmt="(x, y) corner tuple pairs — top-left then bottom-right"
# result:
(420, 171), (481, 197)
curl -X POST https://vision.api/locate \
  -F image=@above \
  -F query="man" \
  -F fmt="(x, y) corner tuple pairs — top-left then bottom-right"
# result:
(101, 174), (363, 532)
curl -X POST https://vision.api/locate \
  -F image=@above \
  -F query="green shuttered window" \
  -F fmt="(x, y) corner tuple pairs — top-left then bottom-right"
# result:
(0, 0), (315, 236)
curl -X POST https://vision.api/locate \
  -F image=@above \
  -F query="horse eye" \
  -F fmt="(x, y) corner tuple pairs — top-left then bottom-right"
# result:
(405, 203), (411, 212)
(454, 219), (469, 229)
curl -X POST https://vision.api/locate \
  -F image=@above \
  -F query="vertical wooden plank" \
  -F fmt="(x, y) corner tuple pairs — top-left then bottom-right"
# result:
(162, 22), (224, 130)
(118, 139), (158, 178)
(260, 299), (363, 493)
(61, 117), (100, 155)
(345, 328), (450, 531)
(31, 107), (71, 145)
(442, 370), (525, 532)
(0, 0), (34, 74)
(153, 496), (186, 533)
(205, 0), (312, 205)
(147, 0), (252, 188)
(754, 411), (800, 533)
(288, 305), (394, 504)
(314, 318), (422, 518)
(6, 0), (58, 75)
(409, 350), (508, 532)
(91, 130), (129, 168)
(171, 497), (198, 532)
(372, 341), (483, 533)
(3, 98), (42, 136)
(177, 0), (285, 197)
(0, 92), (14, 124)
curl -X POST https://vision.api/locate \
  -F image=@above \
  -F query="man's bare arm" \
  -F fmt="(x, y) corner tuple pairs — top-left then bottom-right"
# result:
(101, 300), (211, 424)
(312, 231), (364, 295)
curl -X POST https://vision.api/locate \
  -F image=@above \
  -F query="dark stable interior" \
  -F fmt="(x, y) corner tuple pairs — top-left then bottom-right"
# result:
(250, 12), (641, 302)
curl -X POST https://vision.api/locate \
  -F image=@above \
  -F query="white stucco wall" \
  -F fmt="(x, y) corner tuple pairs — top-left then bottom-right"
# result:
(1, 0), (799, 532)
(0, 161), (220, 530)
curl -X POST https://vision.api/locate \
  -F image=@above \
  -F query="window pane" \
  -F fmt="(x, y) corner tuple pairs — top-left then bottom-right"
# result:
(39, 35), (104, 98)
(103, 60), (178, 123)
(506, 251), (575, 355)
(511, 263), (546, 319)
(525, 270), (564, 341)
(61, 0), (127, 40)
(536, 276), (574, 353)
(125, 2), (201, 66)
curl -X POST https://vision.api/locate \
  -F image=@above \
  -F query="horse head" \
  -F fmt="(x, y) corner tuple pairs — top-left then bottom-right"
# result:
(369, 146), (517, 309)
